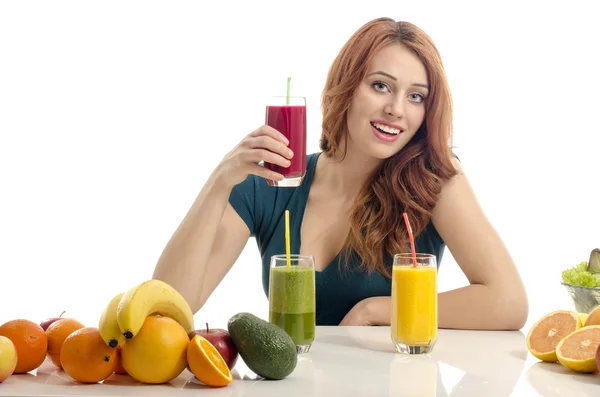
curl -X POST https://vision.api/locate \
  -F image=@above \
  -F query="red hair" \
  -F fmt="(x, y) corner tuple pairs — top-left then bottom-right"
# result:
(320, 17), (457, 278)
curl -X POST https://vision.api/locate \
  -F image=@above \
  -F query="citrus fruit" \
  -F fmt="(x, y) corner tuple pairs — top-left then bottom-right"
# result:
(187, 335), (232, 387)
(578, 312), (590, 326)
(526, 310), (580, 362)
(60, 327), (117, 383)
(113, 346), (127, 375)
(46, 318), (85, 369)
(120, 315), (188, 384)
(0, 319), (47, 373)
(556, 325), (600, 373)
(584, 305), (600, 326)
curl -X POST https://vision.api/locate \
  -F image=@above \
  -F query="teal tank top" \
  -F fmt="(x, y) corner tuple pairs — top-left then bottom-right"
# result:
(228, 152), (446, 325)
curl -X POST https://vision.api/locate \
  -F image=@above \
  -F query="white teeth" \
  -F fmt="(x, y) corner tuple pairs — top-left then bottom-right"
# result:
(372, 122), (401, 135)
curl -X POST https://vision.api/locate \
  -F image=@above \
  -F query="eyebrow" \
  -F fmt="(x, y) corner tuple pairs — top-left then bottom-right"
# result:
(367, 71), (430, 90)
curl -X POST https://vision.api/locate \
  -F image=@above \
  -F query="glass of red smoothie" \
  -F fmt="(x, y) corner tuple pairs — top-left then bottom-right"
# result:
(264, 96), (307, 187)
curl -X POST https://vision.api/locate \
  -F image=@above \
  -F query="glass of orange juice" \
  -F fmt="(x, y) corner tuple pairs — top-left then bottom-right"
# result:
(391, 253), (438, 354)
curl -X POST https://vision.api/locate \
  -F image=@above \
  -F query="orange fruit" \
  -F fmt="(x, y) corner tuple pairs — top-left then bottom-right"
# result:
(187, 335), (232, 387)
(113, 346), (127, 375)
(578, 312), (590, 326)
(0, 319), (47, 373)
(556, 325), (600, 373)
(584, 305), (600, 326)
(60, 327), (117, 383)
(45, 318), (85, 369)
(526, 310), (581, 362)
(120, 315), (188, 384)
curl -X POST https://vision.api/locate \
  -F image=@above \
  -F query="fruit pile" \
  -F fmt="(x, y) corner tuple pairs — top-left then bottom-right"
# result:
(526, 306), (600, 373)
(0, 279), (298, 386)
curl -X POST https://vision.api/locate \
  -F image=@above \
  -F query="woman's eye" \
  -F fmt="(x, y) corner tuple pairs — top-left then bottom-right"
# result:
(409, 92), (425, 103)
(372, 81), (389, 93)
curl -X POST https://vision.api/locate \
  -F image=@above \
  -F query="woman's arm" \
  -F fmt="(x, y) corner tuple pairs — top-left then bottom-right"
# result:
(153, 125), (292, 314)
(431, 158), (529, 330)
(152, 172), (251, 314)
(340, 159), (529, 330)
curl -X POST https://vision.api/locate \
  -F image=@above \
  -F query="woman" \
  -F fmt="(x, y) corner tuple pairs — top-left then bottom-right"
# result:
(152, 17), (529, 330)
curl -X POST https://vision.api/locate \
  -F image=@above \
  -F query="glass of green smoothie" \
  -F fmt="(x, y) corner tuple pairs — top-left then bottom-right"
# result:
(268, 254), (316, 354)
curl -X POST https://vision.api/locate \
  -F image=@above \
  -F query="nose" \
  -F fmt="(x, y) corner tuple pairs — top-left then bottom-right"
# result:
(384, 96), (405, 119)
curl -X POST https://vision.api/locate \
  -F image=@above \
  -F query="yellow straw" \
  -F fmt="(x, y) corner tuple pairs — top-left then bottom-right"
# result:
(285, 210), (291, 268)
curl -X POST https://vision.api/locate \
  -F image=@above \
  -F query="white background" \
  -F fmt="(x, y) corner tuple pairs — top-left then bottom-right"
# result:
(1, 1), (599, 337)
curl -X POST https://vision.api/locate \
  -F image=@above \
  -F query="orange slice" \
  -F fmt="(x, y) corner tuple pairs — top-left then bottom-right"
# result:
(187, 335), (232, 387)
(556, 325), (600, 373)
(526, 310), (581, 362)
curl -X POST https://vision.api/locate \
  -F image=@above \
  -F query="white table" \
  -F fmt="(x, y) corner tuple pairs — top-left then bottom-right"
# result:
(0, 326), (598, 396)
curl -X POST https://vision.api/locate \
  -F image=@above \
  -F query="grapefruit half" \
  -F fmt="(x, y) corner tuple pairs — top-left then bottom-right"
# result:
(526, 310), (581, 362)
(556, 325), (600, 373)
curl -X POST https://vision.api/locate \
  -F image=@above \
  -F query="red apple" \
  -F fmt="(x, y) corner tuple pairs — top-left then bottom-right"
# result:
(40, 311), (66, 331)
(188, 323), (238, 369)
(596, 342), (600, 372)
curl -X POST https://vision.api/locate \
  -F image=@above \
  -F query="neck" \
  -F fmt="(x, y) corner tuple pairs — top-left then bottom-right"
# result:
(316, 145), (382, 198)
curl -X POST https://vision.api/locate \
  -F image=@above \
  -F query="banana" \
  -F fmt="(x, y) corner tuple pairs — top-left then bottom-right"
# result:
(116, 279), (195, 339)
(98, 292), (126, 348)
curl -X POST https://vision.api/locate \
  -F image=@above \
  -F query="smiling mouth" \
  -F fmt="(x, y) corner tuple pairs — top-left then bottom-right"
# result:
(370, 122), (403, 135)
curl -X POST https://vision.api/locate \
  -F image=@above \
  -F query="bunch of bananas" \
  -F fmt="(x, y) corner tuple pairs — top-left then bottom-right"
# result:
(98, 279), (195, 348)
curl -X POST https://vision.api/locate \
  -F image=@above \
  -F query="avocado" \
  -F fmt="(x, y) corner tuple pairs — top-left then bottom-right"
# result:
(227, 312), (297, 380)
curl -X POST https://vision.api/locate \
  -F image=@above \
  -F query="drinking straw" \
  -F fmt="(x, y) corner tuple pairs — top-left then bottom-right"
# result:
(286, 77), (291, 105)
(285, 209), (291, 268)
(402, 212), (417, 268)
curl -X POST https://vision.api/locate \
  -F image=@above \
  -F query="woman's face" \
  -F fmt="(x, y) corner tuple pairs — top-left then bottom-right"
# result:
(345, 42), (429, 160)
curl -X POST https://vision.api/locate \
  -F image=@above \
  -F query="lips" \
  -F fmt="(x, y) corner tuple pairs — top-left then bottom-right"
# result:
(370, 121), (404, 135)
(371, 123), (400, 142)
(370, 121), (404, 143)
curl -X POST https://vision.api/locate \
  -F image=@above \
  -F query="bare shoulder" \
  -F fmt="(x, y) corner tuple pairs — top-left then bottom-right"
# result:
(432, 157), (480, 230)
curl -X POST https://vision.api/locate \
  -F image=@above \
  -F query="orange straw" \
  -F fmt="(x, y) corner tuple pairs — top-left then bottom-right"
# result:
(403, 212), (417, 268)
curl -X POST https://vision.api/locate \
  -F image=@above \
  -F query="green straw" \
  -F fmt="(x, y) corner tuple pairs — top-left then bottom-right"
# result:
(286, 77), (291, 105)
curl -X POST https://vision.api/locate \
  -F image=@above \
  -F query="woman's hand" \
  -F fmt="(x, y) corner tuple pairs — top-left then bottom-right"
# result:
(215, 125), (294, 188)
